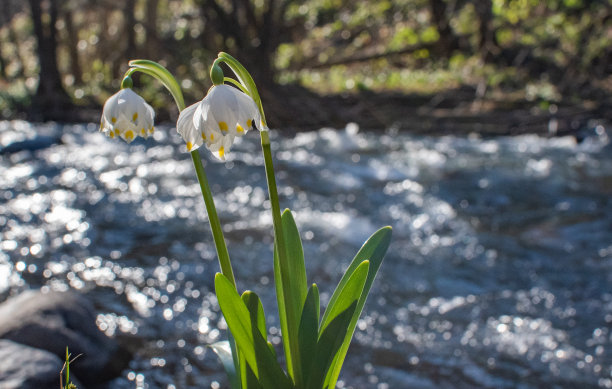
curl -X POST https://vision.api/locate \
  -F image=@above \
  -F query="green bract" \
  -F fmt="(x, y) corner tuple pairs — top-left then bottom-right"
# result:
(98, 52), (392, 389)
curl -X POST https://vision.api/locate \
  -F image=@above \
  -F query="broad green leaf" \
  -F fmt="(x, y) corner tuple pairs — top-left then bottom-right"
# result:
(214, 273), (291, 389)
(209, 341), (240, 389)
(273, 209), (308, 382)
(320, 260), (370, 334)
(280, 209), (308, 307)
(242, 291), (267, 338)
(320, 227), (391, 326)
(305, 301), (357, 389)
(323, 226), (392, 389)
(240, 292), (266, 389)
(298, 284), (320, 384)
(273, 245), (292, 376)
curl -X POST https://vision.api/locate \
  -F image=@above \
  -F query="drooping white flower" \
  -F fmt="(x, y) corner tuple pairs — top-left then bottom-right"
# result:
(100, 88), (155, 143)
(176, 84), (261, 161)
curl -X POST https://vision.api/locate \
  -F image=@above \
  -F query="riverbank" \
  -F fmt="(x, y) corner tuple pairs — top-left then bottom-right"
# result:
(6, 85), (610, 137)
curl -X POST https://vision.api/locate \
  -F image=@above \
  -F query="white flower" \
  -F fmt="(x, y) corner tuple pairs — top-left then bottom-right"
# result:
(100, 88), (155, 143)
(176, 84), (261, 160)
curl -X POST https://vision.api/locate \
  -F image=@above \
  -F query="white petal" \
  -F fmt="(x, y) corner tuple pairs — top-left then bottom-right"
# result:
(100, 88), (155, 143)
(207, 134), (235, 161)
(177, 102), (203, 151)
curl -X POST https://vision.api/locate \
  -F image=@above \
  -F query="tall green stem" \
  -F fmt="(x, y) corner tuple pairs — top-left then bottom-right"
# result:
(191, 149), (236, 288)
(261, 130), (302, 384)
(124, 59), (240, 388)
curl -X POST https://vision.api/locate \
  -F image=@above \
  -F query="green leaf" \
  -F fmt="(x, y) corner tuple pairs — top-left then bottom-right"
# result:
(298, 284), (320, 383)
(273, 245), (292, 375)
(281, 209), (308, 307)
(214, 273), (291, 389)
(305, 301), (358, 389)
(242, 291), (267, 338)
(323, 226), (392, 389)
(241, 292), (266, 389)
(273, 209), (309, 383)
(320, 260), (370, 334)
(209, 341), (240, 388)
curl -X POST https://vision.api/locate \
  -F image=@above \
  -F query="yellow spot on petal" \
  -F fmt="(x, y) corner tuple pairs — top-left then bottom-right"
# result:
(132, 112), (138, 122)
(109, 132), (115, 138)
(237, 124), (244, 133)
(115, 128), (121, 135)
(141, 128), (146, 136)
(219, 146), (225, 158)
(201, 132), (206, 141)
(218, 121), (228, 132)
(111, 117), (117, 123)
(186, 141), (193, 151)
(150, 127), (155, 133)
(210, 133), (215, 141)
(125, 130), (135, 142)
(247, 119), (252, 128)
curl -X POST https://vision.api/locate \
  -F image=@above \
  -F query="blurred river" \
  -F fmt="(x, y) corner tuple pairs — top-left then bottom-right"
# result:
(1, 120), (611, 388)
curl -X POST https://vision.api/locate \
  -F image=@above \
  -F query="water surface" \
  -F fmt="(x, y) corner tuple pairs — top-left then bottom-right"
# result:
(1, 120), (611, 388)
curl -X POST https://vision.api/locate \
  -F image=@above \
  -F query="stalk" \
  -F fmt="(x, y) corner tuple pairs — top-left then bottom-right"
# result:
(190, 149), (236, 287)
(123, 60), (240, 388)
(261, 130), (302, 384)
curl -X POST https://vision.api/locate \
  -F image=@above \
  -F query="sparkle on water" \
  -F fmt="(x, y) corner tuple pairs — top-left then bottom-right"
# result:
(1, 120), (611, 388)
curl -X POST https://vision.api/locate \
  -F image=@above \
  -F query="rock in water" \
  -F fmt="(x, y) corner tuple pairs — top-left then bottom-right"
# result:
(0, 339), (84, 389)
(0, 290), (130, 385)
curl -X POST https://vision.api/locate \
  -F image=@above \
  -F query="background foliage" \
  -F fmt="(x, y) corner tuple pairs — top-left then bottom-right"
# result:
(1, 0), (610, 127)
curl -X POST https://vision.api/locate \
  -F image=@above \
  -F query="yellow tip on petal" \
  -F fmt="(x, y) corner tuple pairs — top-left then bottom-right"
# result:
(115, 128), (121, 135)
(125, 130), (135, 142)
(210, 133), (215, 141)
(186, 141), (193, 151)
(111, 117), (117, 124)
(218, 121), (228, 132)
(109, 132), (115, 138)
(132, 112), (138, 122)
(247, 119), (252, 128)
(99, 122), (104, 131)
(237, 124), (244, 133)
(201, 132), (206, 141)
(150, 127), (155, 133)
(219, 146), (225, 158)
(141, 128), (146, 136)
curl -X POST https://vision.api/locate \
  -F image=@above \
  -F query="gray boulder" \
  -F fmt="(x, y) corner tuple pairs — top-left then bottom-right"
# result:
(0, 339), (82, 389)
(0, 290), (130, 385)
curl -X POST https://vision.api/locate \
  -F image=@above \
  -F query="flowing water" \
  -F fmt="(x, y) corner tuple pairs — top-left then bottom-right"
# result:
(1, 120), (611, 388)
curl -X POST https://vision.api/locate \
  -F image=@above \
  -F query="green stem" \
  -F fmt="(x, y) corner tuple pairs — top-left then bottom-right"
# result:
(190, 149), (236, 288)
(261, 130), (302, 384)
(216, 52), (267, 128)
(124, 59), (240, 388)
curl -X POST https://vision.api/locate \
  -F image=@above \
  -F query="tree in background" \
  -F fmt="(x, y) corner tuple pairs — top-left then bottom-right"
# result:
(27, 0), (73, 120)
(0, 0), (610, 123)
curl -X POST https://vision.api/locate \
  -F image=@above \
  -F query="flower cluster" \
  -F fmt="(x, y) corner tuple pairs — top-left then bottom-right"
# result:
(177, 85), (261, 160)
(100, 88), (155, 143)
(101, 84), (261, 161)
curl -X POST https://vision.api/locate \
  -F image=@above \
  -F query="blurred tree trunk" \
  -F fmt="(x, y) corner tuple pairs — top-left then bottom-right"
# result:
(125, 0), (136, 58)
(0, 40), (6, 79)
(196, 0), (281, 85)
(429, 0), (459, 56)
(63, 9), (82, 85)
(28, 0), (73, 121)
(145, 0), (159, 58)
(474, 0), (499, 61)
